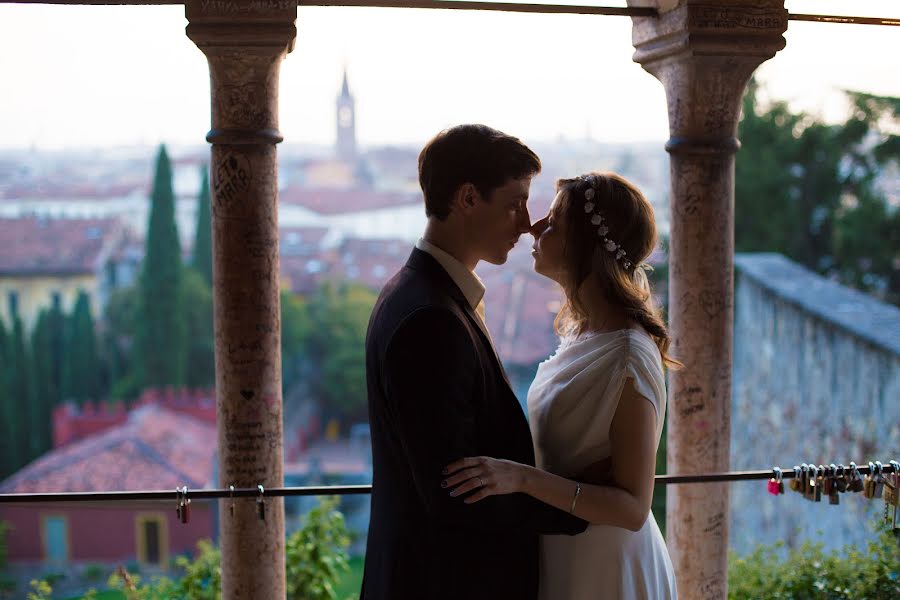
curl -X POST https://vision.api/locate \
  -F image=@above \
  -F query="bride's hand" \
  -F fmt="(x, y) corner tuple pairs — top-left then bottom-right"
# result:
(442, 456), (527, 504)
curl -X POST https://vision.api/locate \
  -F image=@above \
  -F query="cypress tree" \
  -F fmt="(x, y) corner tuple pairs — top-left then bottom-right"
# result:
(192, 165), (213, 287)
(61, 291), (102, 405)
(29, 310), (54, 458)
(136, 145), (186, 388)
(0, 316), (15, 478)
(8, 312), (30, 470)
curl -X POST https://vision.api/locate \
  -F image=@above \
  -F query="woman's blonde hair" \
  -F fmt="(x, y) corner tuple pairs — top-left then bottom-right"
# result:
(552, 172), (681, 369)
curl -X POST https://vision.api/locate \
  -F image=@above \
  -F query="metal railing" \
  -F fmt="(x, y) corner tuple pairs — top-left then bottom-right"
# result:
(2, 460), (896, 504)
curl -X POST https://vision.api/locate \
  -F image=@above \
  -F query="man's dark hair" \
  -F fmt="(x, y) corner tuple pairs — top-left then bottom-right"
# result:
(418, 124), (541, 220)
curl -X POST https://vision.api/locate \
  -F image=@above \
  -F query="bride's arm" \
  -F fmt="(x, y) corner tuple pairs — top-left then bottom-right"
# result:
(443, 378), (658, 531)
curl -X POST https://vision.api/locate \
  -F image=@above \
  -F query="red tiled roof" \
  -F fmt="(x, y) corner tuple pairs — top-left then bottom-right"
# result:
(0, 404), (217, 493)
(279, 186), (420, 215)
(0, 181), (145, 200)
(479, 247), (564, 366)
(280, 237), (412, 295)
(0, 216), (123, 275)
(280, 226), (330, 256)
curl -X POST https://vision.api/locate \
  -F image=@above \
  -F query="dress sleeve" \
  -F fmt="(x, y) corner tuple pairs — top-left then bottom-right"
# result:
(617, 337), (665, 422)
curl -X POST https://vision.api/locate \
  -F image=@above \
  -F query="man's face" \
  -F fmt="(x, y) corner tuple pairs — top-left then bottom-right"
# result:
(469, 177), (533, 265)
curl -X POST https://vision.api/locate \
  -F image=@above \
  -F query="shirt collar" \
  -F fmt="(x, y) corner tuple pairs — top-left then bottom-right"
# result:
(416, 238), (485, 310)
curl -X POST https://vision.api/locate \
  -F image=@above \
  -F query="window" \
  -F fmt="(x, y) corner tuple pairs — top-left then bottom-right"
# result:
(41, 515), (69, 563)
(135, 513), (168, 565)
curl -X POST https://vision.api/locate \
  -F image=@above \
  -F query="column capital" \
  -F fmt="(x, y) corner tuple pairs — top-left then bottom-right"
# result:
(628, 1), (787, 152)
(185, 0), (297, 55)
(629, 1), (787, 65)
(185, 0), (297, 144)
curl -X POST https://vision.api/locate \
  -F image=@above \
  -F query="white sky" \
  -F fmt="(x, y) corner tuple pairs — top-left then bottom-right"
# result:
(0, 1), (897, 150)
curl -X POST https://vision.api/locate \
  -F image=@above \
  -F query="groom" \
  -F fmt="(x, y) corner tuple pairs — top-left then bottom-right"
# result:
(361, 124), (587, 600)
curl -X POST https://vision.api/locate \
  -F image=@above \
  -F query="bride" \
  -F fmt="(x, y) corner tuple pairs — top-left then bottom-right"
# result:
(442, 172), (679, 599)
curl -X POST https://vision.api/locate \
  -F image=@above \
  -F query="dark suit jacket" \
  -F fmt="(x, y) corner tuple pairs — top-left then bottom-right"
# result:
(361, 248), (587, 600)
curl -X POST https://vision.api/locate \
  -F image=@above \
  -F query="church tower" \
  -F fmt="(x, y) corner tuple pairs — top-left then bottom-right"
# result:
(336, 67), (357, 163)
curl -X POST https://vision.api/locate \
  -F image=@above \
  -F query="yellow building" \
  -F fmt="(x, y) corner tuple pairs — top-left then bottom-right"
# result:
(0, 217), (129, 332)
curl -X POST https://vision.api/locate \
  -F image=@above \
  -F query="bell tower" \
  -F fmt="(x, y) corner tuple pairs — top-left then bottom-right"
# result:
(336, 67), (357, 163)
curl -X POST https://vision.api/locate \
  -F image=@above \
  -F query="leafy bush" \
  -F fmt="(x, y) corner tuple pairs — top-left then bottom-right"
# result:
(0, 574), (16, 599)
(105, 497), (350, 600)
(728, 526), (899, 599)
(82, 563), (107, 582)
(170, 539), (220, 600)
(26, 579), (52, 600)
(286, 496), (351, 600)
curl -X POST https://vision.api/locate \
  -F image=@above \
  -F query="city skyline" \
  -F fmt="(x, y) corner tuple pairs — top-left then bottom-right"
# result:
(0, 1), (898, 150)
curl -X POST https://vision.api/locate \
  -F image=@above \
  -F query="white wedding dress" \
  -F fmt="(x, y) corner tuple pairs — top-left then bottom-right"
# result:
(528, 328), (677, 600)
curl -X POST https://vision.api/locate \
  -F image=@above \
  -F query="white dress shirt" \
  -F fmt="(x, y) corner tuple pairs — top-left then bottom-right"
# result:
(415, 238), (490, 335)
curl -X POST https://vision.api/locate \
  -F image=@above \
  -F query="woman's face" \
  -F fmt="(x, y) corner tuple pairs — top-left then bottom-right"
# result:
(529, 190), (568, 284)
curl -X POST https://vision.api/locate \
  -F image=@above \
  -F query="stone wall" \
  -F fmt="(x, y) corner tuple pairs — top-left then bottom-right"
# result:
(730, 254), (899, 554)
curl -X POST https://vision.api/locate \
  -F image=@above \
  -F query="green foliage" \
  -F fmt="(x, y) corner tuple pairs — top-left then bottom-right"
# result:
(80, 589), (98, 600)
(169, 539), (220, 599)
(82, 563), (107, 582)
(281, 289), (311, 393)
(61, 290), (102, 405)
(30, 308), (62, 456)
(191, 165), (213, 287)
(285, 496), (351, 600)
(98, 498), (349, 600)
(181, 270), (215, 389)
(26, 579), (52, 600)
(737, 80), (900, 304)
(0, 574), (15, 599)
(728, 526), (900, 599)
(136, 144), (186, 388)
(103, 285), (141, 401)
(106, 568), (174, 600)
(307, 283), (377, 422)
(0, 315), (18, 478)
(7, 312), (30, 471)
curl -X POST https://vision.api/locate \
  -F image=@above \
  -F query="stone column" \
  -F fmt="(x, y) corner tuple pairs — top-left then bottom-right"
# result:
(185, 2), (296, 598)
(628, 2), (786, 598)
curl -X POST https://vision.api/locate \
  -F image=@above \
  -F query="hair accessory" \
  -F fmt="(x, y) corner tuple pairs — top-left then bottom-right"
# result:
(582, 179), (635, 270)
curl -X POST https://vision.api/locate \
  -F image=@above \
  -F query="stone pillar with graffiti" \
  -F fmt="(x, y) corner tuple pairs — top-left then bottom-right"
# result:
(628, 1), (787, 598)
(185, 1), (296, 597)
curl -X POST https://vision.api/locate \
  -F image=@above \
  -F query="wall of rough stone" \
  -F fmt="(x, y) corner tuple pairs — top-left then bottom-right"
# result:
(730, 256), (900, 554)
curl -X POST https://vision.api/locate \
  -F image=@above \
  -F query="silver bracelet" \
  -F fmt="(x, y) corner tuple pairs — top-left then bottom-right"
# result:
(570, 482), (582, 514)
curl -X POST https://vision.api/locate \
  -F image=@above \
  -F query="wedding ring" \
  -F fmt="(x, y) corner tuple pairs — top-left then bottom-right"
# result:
(478, 477), (485, 488)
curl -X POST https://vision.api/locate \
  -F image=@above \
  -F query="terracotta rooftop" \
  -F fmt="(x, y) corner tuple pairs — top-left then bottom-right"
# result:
(0, 181), (145, 201)
(279, 186), (421, 215)
(0, 404), (217, 494)
(280, 226), (330, 256)
(0, 216), (123, 276)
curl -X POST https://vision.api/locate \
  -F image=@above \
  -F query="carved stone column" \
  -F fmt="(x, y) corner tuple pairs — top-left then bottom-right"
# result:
(628, 2), (786, 598)
(185, 2), (296, 598)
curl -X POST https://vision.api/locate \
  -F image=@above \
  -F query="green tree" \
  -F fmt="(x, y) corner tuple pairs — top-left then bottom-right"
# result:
(0, 316), (15, 478)
(103, 284), (141, 400)
(136, 144), (186, 388)
(736, 81), (900, 304)
(281, 289), (311, 394)
(29, 310), (57, 457)
(191, 165), (213, 287)
(182, 269), (215, 389)
(61, 291), (102, 406)
(308, 283), (377, 423)
(285, 496), (351, 600)
(7, 312), (31, 471)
